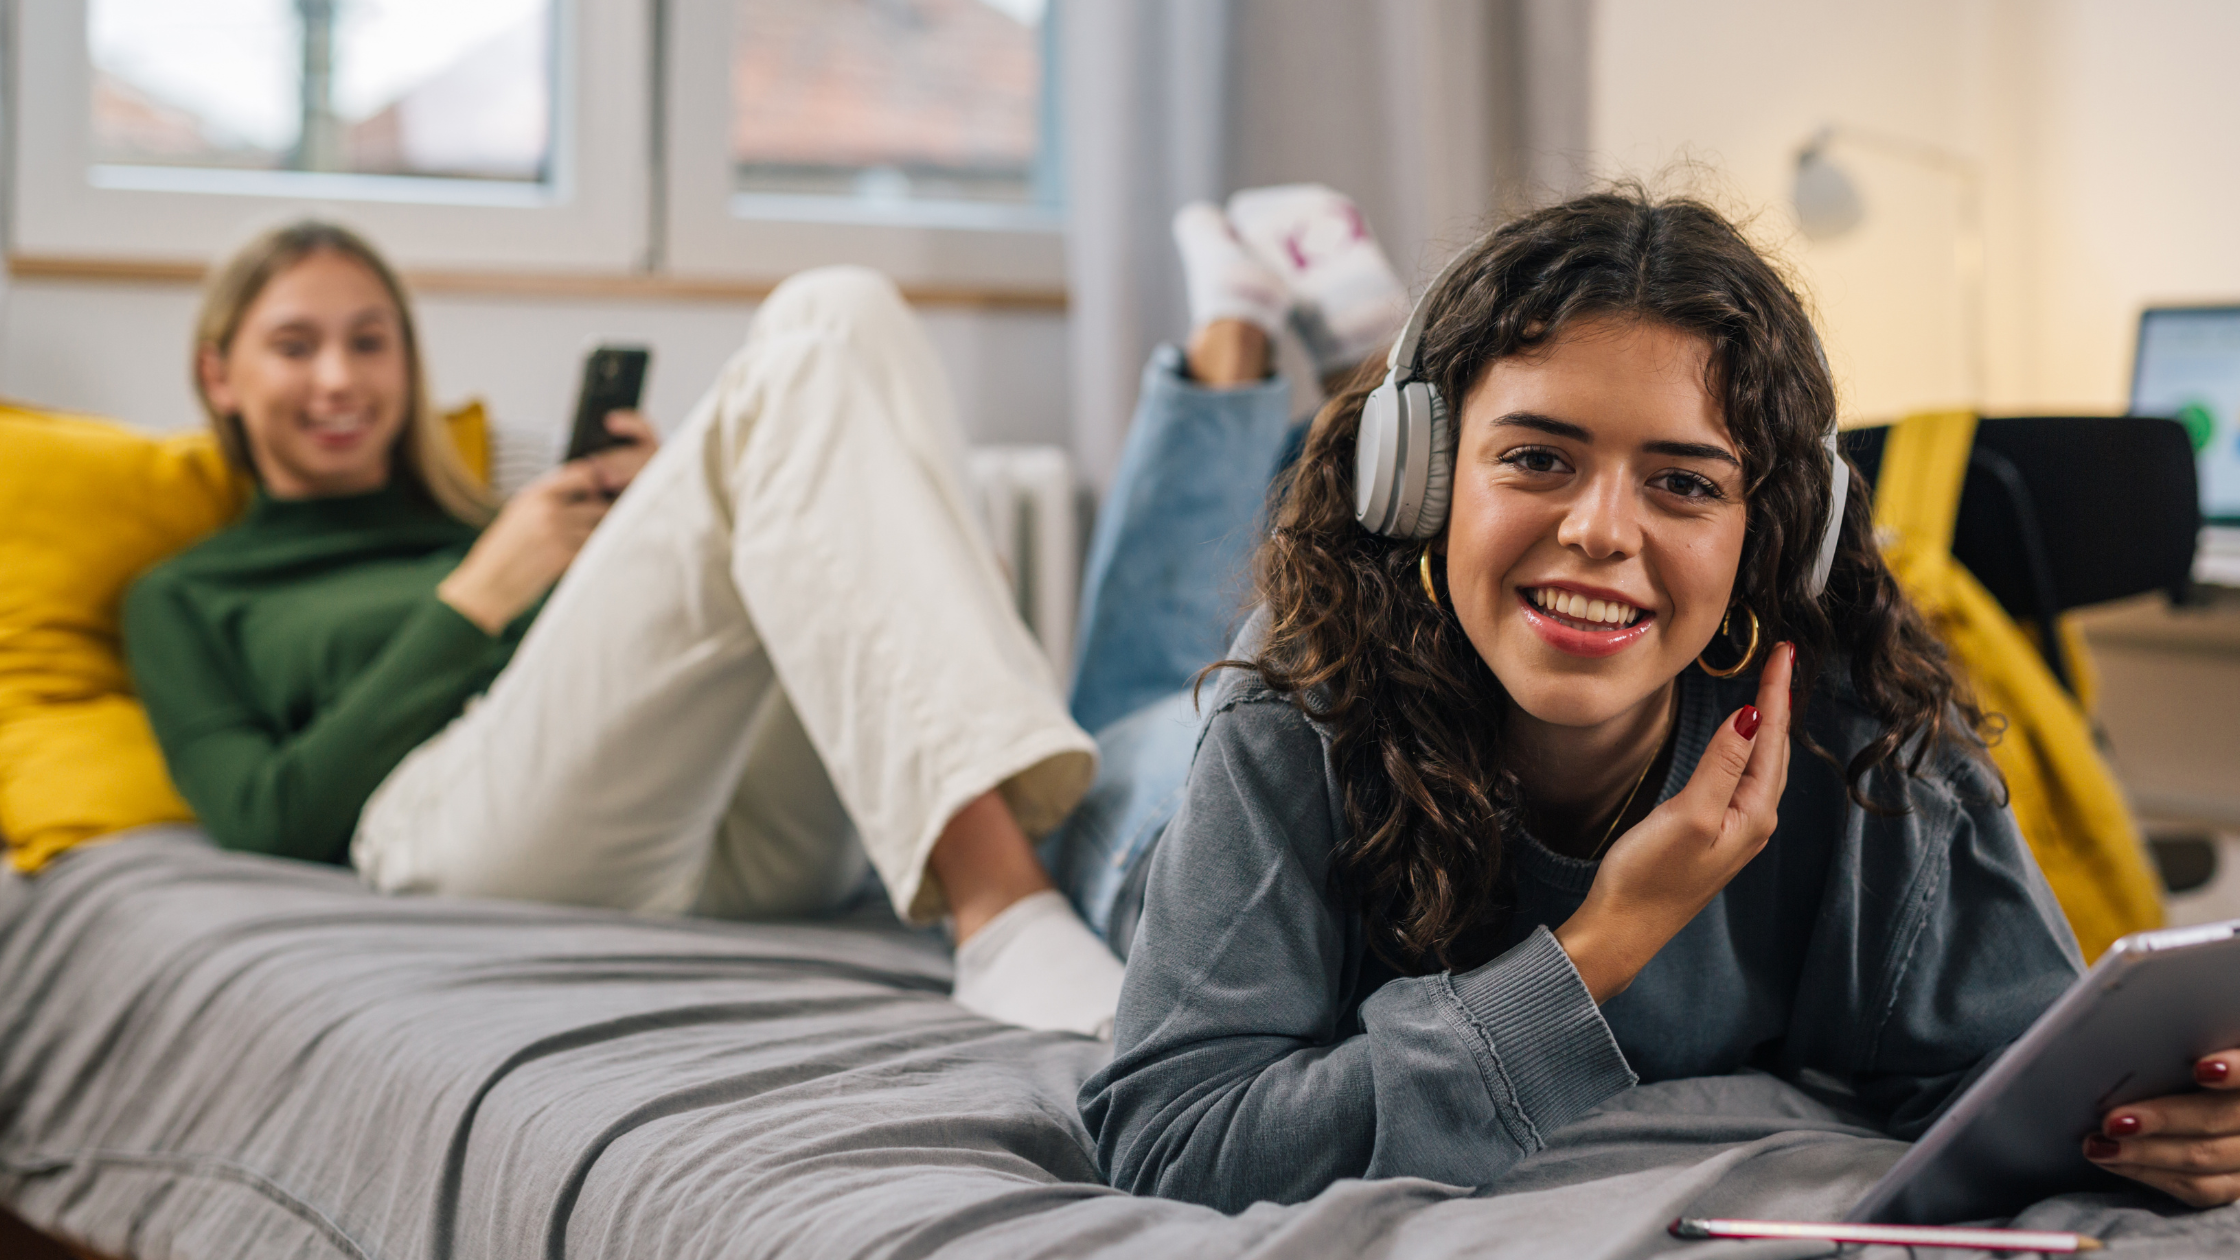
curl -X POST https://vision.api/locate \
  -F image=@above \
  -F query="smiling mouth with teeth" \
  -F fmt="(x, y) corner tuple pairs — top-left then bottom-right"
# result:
(1525, 587), (1647, 630)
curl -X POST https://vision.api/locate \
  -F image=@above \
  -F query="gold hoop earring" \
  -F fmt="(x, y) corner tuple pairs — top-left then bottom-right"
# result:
(1696, 606), (1762, 679)
(1419, 544), (1441, 606)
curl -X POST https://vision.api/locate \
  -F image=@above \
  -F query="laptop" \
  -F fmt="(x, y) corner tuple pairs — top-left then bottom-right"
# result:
(2131, 305), (2240, 586)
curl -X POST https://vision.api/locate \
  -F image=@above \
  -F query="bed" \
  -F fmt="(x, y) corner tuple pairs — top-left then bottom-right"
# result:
(1, 828), (2234, 1259)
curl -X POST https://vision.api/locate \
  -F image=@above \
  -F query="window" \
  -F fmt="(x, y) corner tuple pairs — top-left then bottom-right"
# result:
(89, 0), (553, 184)
(12, 0), (1060, 291)
(16, 0), (647, 271)
(664, 0), (1064, 290)
(729, 0), (1051, 209)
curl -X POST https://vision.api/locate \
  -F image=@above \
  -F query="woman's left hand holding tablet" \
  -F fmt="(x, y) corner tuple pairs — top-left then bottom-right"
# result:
(2087, 1050), (2240, 1207)
(437, 460), (612, 634)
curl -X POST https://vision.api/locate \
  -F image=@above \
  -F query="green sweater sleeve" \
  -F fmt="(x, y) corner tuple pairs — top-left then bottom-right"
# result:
(125, 575), (502, 864)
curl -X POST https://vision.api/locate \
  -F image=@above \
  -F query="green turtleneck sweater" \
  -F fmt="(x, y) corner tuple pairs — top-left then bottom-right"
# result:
(123, 484), (525, 864)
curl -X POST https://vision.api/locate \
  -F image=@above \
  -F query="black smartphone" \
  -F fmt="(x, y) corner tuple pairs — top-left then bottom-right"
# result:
(564, 345), (651, 461)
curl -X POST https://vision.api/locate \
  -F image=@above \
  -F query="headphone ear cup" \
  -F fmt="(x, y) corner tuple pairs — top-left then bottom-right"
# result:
(1806, 431), (1850, 598)
(1354, 378), (1404, 534)
(1409, 383), (1452, 540)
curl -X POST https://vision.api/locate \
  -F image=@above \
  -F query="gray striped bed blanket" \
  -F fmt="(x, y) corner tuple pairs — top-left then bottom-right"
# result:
(1, 828), (2232, 1259)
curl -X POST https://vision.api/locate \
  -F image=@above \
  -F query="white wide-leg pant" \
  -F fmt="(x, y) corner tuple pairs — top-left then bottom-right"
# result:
(351, 267), (1096, 924)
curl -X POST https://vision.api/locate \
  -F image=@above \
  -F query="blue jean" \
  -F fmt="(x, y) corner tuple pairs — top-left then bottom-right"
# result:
(1041, 346), (1298, 952)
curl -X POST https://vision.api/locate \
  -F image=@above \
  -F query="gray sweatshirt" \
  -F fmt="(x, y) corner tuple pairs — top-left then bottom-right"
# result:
(1080, 655), (2085, 1211)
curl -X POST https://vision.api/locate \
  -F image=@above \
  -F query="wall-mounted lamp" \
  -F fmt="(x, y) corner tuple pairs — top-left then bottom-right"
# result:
(1793, 130), (1866, 240)
(1791, 124), (1986, 404)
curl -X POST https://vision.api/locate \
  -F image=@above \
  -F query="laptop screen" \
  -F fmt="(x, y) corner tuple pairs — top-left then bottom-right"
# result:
(2131, 305), (2240, 524)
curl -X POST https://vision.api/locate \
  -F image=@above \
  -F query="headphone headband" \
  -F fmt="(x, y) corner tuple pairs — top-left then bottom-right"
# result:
(1383, 238), (1479, 382)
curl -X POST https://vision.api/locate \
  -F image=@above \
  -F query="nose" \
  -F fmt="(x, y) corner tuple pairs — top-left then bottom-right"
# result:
(1555, 467), (1643, 560)
(312, 341), (357, 397)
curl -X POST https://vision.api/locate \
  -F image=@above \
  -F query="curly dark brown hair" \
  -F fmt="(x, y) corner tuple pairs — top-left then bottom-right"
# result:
(1230, 187), (1984, 974)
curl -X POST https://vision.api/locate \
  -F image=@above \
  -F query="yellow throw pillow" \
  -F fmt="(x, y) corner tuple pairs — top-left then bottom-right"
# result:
(0, 400), (491, 872)
(446, 399), (491, 487)
(0, 696), (200, 870)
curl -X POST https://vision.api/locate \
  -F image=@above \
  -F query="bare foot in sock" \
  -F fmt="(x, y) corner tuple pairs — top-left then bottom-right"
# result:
(951, 890), (1124, 1039)
(1226, 184), (1410, 377)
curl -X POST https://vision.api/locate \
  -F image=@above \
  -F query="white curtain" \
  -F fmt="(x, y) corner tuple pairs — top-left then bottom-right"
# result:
(1059, 0), (1234, 493)
(1060, 0), (1591, 492)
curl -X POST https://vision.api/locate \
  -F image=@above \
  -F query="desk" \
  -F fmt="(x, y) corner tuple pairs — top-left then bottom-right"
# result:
(2074, 587), (2240, 829)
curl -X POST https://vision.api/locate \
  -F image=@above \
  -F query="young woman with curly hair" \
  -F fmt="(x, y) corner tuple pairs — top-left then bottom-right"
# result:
(1075, 188), (2240, 1211)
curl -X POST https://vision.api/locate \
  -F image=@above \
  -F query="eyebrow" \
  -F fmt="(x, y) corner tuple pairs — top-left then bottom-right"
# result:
(1493, 412), (1590, 441)
(263, 308), (396, 334)
(1644, 440), (1740, 468)
(1493, 411), (1740, 469)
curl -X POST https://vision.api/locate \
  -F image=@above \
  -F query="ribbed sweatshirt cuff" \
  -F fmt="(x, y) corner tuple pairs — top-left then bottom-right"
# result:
(1446, 925), (1637, 1145)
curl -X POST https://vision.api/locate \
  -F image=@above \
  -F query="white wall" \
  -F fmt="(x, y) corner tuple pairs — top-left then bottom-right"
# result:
(2024, 0), (2240, 411)
(0, 280), (1071, 492)
(1589, 0), (2240, 422)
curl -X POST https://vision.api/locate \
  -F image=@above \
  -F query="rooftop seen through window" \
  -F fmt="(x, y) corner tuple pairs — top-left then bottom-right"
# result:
(89, 0), (554, 184)
(730, 0), (1052, 208)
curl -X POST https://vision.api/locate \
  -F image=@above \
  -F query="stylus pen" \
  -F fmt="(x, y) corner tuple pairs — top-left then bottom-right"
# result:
(1671, 1218), (2103, 1252)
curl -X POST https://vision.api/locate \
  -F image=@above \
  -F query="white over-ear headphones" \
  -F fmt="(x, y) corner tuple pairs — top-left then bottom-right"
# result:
(1352, 250), (1463, 544)
(1352, 250), (1853, 598)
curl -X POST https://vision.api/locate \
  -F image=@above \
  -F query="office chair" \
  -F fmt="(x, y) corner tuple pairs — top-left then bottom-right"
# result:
(1847, 415), (2211, 898)
(1842, 415), (2201, 695)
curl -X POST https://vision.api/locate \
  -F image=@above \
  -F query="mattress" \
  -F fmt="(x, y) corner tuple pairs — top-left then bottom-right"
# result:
(0, 828), (2232, 1259)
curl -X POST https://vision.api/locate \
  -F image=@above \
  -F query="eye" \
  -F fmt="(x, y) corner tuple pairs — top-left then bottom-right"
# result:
(1651, 469), (1724, 500)
(1497, 445), (1570, 476)
(351, 332), (390, 355)
(272, 338), (313, 359)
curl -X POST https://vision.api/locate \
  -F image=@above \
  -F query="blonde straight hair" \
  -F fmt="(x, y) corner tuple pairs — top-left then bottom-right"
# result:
(192, 220), (494, 525)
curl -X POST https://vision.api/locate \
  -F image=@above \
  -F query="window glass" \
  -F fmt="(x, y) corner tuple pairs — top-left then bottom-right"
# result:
(731, 0), (1049, 207)
(89, 0), (553, 182)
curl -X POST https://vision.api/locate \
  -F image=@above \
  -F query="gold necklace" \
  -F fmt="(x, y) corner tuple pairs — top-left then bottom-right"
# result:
(1586, 688), (1678, 862)
(1586, 752), (1656, 862)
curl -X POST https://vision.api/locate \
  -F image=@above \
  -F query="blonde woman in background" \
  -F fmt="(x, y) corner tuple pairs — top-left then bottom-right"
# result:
(124, 222), (1121, 1035)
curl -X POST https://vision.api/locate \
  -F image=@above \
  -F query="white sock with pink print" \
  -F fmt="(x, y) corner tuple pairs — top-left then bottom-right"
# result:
(1226, 183), (1410, 375)
(1172, 201), (1292, 339)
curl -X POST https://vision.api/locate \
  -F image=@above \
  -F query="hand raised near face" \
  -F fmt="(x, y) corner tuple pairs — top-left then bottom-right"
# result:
(1554, 641), (1795, 1004)
(436, 460), (612, 635)
(2087, 1050), (2240, 1208)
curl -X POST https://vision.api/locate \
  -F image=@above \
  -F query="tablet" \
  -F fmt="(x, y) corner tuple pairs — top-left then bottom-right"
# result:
(1848, 917), (2240, 1225)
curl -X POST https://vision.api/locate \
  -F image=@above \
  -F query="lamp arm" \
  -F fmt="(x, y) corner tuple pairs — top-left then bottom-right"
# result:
(1805, 124), (1988, 407)
(1811, 124), (1980, 186)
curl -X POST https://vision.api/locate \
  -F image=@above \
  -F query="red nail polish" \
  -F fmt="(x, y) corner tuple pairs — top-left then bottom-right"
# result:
(2105, 1113), (2142, 1137)
(2198, 1059), (2231, 1085)
(2084, 1135), (2121, 1160)
(1734, 705), (1761, 740)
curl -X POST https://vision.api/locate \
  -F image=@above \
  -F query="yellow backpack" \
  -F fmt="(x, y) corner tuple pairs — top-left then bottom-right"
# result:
(1872, 409), (2165, 960)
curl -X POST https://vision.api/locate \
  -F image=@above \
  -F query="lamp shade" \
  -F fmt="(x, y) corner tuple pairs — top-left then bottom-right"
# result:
(1794, 147), (1865, 240)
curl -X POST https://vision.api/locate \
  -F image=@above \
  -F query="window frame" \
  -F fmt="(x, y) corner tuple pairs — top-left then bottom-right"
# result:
(11, 0), (652, 273)
(659, 0), (1064, 293)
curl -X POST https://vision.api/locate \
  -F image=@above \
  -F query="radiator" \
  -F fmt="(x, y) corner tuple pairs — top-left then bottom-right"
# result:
(965, 444), (1080, 681)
